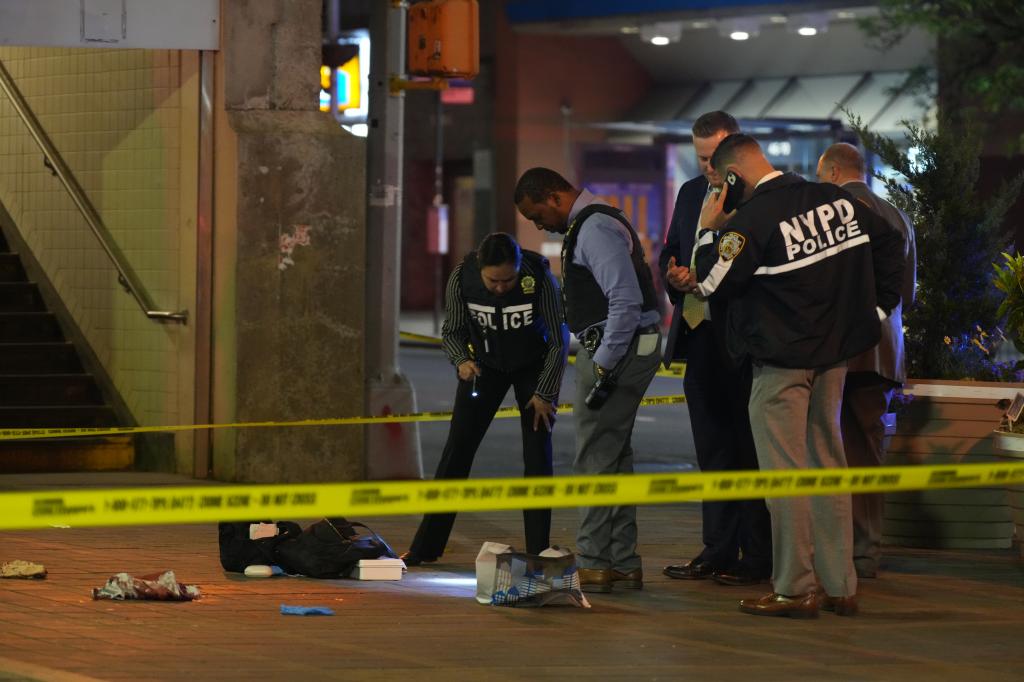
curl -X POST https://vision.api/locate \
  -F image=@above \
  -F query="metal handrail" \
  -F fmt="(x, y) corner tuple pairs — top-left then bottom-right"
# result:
(0, 60), (187, 324)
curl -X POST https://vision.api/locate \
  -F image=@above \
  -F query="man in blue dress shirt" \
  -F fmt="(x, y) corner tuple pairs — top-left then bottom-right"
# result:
(515, 168), (662, 593)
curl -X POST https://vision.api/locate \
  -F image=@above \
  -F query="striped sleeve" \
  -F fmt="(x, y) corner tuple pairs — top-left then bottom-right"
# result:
(533, 265), (569, 402)
(440, 264), (473, 368)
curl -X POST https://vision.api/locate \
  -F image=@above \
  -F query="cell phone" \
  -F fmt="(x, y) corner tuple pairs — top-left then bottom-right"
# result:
(722, 171), (746, 213)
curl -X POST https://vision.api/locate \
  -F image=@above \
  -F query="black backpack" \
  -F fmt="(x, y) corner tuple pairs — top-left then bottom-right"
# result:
(218, 518), (397, 578)
(217, 520), (302, 573)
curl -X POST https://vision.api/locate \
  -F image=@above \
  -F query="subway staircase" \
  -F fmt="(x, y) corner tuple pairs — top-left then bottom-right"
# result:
(0, 229), (133, 472)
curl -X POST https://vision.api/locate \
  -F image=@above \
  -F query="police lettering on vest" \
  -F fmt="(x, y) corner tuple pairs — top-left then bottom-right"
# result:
(460, 251), (550, 372)
(466, 303), (535, 332)
(778, 198), (865, 263)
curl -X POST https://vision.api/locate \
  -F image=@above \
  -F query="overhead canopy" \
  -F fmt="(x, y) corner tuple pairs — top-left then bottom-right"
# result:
(607, 70), (934, 137)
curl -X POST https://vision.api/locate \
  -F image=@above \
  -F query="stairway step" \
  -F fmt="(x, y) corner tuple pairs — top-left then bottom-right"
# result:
(0, 405), (118, 428)
(0, 253), (25, 282)
(0, 281), (44, 312)
(0, 312), (63, 342)
(0, 374), (103, 406)
(0, 342), (82, 374)
(0, 436), (134, 473)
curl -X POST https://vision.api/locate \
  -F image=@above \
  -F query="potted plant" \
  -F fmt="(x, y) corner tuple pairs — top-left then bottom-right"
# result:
(990, 252), (1024, 554)
(851, 114), (1024, 549)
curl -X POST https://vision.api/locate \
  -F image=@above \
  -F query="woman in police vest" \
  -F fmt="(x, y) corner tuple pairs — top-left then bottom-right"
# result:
(401, 233), (569, 566)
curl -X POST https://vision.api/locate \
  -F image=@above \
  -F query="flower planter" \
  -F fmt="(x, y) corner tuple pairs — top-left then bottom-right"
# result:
(882, 379), (1023, 549)
(992, 429), (1024, 557)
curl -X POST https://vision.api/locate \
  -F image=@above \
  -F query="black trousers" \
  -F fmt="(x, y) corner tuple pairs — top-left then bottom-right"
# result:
(409, 361), (553, 557)
(683, 322), (771, 572)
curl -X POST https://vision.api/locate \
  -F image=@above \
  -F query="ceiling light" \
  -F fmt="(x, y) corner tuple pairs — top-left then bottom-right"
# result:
(640, 22), (682, 45)
(835, 10), (856, 20)
(619, 26), (640, 35)
(690, 20), (713, 29)
(768, 15), (788, 24)
(718, 17), (761, 40)
(788, 12), (829, 36)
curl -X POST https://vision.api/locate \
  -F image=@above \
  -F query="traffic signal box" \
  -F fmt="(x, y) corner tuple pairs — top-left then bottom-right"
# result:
(407, 0), (479, 79)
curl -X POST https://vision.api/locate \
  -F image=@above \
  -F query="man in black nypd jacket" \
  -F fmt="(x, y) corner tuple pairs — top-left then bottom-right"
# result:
(401, 233), (568, 566)
(682, 134), (903, 618)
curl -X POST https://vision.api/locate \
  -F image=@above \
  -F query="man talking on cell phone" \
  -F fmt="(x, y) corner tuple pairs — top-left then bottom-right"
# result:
(681, 134), (903, 618)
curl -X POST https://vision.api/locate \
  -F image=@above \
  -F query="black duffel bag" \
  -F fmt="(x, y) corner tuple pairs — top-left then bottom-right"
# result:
(218, 518), (397, 578)
(217, 520), (303, 573)
(275, 517), (398, 578)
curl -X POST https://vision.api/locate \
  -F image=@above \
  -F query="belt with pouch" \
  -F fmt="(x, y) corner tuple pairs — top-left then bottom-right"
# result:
(580, 323), (659, 355)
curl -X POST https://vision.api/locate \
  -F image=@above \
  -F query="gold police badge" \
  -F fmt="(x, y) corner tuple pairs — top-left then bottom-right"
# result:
(520, 275), (536, 294)
(718, 231), (746, 261)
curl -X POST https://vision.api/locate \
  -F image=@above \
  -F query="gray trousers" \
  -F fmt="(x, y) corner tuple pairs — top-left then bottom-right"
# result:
(748, 362), (857, 598)
(574, 331), (661, 571)
(841, 372), (895, 577)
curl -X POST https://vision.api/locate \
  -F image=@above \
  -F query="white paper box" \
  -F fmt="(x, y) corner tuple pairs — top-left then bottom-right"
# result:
(355, 558), (404, 581)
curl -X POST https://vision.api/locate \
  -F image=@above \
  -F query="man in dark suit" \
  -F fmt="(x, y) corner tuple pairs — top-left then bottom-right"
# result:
(817, 143), (916, 578)
(660, 112), (771, 585)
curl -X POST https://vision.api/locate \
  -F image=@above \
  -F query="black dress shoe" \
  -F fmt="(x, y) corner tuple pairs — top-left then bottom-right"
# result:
(663, 558), (716, 580)
(399, 551), (438, 567)
(711, 566), (770, 587)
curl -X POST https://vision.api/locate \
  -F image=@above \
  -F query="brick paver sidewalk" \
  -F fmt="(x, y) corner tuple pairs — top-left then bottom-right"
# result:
(1, 473), (1023, 681)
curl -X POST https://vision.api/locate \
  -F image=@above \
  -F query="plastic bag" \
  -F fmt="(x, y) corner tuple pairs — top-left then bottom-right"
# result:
(475, 542), (590, 608)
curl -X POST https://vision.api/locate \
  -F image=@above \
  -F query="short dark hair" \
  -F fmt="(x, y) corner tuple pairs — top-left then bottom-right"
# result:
(710, 133), (761, 175)
(821, 142), (866, 176)
(477, 232), (522, 269)
(514, 167), (574, 204)
(692, 111), (740, 139)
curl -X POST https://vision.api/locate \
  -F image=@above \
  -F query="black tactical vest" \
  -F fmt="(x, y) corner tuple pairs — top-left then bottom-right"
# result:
(460, 250), (551, 371)
(560, 204), (658, 334)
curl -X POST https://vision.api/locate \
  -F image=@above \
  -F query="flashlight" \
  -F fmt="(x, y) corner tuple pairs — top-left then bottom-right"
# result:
(471, 375), (478, 398)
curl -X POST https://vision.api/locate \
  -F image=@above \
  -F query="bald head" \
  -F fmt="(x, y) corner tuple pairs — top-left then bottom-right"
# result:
(817, 143), (866, 185)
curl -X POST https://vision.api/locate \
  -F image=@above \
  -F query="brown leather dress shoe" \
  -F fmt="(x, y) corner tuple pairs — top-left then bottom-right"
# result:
(821, 594), (859, 616)
(610, 568), (643, 590)
(739, 592), (819, 618)
(578, 568), (613, 593)
(663, 559), (716, 580)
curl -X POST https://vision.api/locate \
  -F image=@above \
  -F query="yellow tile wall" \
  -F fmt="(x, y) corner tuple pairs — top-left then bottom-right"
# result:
(0, 47), (196, 432)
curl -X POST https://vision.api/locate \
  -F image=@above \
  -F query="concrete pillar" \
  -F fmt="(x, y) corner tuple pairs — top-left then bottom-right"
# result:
(211, 0), (365, 483)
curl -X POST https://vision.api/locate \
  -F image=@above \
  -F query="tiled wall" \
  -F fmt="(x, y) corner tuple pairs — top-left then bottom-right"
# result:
(0, 47), (196, 435)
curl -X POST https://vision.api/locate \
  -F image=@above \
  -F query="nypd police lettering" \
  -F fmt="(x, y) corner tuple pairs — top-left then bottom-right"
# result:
(467, 302), (534, 331)
(778, 197), (861, 261)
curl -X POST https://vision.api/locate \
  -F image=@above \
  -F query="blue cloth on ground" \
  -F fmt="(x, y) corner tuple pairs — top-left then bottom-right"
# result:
(280, 604), (334, 616)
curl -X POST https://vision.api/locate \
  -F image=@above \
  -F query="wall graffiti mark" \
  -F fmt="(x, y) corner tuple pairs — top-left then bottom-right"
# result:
(278, 224), (312, 271)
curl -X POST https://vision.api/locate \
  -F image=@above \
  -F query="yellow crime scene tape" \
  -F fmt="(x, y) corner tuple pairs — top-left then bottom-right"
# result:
(0, 394), (688, 442)
(2, 463), (1023, 530)
(399, 330), (687, 379)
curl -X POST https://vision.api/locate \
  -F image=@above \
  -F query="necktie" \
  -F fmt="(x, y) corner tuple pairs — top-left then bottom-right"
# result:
(681, 279), (705, 329)
(681, 190), (712, 329)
